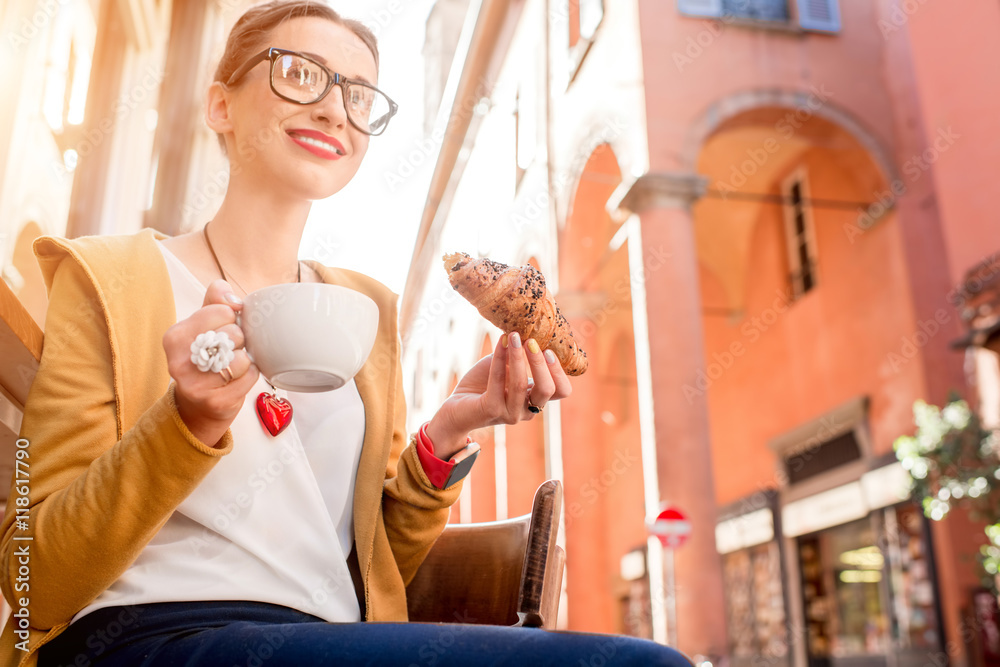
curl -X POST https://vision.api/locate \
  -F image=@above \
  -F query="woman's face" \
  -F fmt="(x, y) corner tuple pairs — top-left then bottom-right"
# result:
(218, 17), (379, 200)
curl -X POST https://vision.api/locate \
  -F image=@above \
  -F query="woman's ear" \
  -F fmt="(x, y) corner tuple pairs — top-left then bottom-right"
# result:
(205, 81), (234, 135)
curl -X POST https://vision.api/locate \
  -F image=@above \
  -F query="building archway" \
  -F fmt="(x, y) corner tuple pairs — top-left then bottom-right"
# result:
(683, 90), (899, 187)
(690, 102), (942, 666)
(557, 143), (646, 634)
(693, 106), (896, 315)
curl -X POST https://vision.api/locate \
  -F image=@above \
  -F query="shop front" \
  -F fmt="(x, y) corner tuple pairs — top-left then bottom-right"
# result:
(717, 394), (947, 667)
(781, 464), (945, 667)
(716, 492), (791, 667)
(793, 504), (943, 667)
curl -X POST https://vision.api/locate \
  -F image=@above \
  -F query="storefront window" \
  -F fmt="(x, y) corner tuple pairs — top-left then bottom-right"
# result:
(884, 505), (940, 652)
(797, 506), (942, 667)
(723, 541), (789, 666)
(799, 516), (890, 665)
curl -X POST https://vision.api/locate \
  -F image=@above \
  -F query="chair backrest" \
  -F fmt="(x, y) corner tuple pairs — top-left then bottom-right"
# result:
(0, 281), (42, 491)
(406, 512), (532, 625)
(0, 279), (41, 407)
(406, 479), (564, 627)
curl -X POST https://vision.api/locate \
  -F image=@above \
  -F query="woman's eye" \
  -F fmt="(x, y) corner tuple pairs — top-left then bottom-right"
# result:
(349, 90), (370, 109)
(289, 66), (315, 86)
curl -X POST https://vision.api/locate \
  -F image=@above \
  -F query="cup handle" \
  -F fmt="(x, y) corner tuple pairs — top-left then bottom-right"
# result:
(235, 312), (255, 365)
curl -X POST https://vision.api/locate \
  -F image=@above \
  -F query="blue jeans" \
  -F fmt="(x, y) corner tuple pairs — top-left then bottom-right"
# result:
(37, 601), (691, 666)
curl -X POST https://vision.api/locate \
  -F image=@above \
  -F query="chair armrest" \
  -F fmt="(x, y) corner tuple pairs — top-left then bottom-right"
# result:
(515, 479), (562, 627)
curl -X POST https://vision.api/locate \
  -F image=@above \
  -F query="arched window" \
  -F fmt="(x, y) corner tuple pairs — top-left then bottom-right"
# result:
(781, 168), (819, 298)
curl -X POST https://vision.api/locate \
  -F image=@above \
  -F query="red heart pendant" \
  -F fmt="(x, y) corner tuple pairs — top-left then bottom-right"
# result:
(256, 392), (293, 437)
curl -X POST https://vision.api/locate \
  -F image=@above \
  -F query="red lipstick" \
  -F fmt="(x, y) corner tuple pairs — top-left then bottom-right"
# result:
(286, 129), (345, 160)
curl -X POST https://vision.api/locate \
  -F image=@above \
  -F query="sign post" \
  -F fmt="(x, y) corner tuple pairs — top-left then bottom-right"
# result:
(646, 505), (692, 647)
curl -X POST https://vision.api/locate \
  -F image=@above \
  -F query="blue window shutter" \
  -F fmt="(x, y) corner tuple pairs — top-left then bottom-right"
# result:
(797, 0), (840, 32)
(677, 0), (724, 18)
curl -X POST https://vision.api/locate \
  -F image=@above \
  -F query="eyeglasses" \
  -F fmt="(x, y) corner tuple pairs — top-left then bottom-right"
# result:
(226, 47), (398, 136)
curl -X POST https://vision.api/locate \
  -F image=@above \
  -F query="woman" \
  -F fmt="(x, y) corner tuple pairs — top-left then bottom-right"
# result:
(0, 2), (689, 665)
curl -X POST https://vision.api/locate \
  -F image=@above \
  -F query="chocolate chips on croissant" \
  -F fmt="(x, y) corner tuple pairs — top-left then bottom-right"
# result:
(443, 252), (588, 376)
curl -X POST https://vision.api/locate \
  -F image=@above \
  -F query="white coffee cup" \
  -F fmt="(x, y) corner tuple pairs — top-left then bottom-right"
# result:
(237, 283), (379, 392)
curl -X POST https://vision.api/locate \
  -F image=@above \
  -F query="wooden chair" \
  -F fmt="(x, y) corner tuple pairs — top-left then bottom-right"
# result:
(407, 479), (565, 628)
(0, 280), (568, 628)
(0, 279), (42, 479)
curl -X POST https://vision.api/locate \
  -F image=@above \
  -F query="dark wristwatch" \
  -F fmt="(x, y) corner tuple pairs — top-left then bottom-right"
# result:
(440, 441), (481, 489)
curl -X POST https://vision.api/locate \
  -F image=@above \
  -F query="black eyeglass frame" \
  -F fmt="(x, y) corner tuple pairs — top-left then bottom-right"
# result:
(225, 47), (398, 136)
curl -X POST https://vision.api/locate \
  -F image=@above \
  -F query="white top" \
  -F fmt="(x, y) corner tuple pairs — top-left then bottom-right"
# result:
(72, 241), (366, 623)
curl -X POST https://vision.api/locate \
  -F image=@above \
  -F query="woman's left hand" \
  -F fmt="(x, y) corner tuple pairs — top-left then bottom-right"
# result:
(424, 332), (572, 460)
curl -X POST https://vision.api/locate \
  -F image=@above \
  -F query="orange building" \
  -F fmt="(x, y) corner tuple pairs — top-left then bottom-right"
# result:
(404, 1), (1000, 665)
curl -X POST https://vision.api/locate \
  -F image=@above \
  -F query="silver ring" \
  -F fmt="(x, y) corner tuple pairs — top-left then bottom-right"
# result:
(190, 330), (236, 374)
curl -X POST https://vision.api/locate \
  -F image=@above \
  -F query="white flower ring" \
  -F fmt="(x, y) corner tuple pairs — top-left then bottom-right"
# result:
(190, 331), (236, 374)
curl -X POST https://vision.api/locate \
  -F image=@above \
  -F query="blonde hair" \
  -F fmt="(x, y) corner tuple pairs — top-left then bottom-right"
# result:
(212, 0), (380, 151)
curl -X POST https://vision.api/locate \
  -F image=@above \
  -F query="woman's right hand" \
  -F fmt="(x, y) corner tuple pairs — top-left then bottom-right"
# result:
(163, 280), (260, 447)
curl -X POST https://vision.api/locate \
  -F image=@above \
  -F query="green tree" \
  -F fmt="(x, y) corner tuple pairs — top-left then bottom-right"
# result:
(894, 398), (1000, 586)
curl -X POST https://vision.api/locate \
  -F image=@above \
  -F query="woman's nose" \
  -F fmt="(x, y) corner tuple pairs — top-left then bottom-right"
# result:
(312, 85), (349, 128)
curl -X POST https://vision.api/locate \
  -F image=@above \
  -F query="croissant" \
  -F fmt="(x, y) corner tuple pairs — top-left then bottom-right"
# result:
(443, 252), (588, 376)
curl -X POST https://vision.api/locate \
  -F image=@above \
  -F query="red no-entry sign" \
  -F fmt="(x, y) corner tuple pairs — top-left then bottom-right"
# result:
(647, 506), (692, 549)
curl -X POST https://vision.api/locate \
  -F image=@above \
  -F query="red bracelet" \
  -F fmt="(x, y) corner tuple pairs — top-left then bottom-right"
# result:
(413, 423), (465, 489)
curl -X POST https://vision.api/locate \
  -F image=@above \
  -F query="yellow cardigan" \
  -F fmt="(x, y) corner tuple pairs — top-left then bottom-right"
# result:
(0, 228), (461, 666)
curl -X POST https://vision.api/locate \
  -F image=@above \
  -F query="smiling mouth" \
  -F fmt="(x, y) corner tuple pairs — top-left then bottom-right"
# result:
(287, 131), (345, 157)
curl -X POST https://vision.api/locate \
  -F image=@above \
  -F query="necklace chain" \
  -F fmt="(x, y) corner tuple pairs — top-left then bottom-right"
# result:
(202, 221), (301, 296)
